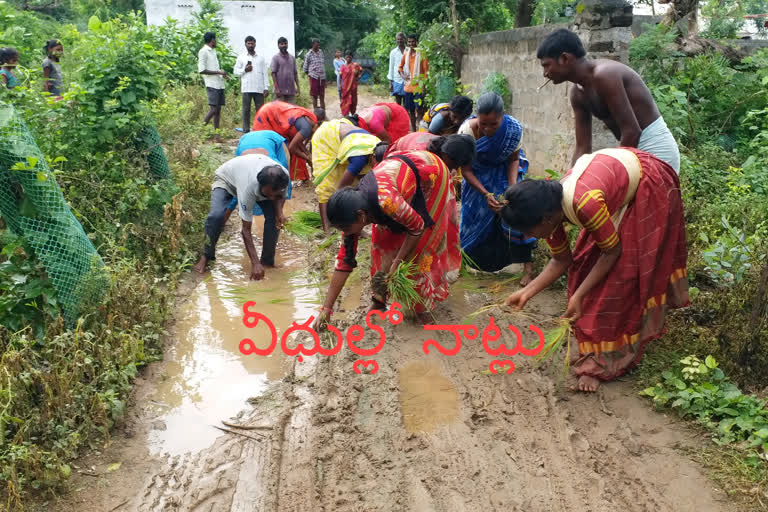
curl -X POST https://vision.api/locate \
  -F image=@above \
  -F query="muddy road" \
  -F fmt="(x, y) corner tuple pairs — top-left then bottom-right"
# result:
(38, 88), (736, 512)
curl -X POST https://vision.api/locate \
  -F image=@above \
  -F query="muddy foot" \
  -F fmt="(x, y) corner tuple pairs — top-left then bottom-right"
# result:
(570, 375), (600, 393)
(519, 273), (533, 287)
(416, 311), (433, 325)
(192, 257), (208, 274)
(366, 299), (386, 314)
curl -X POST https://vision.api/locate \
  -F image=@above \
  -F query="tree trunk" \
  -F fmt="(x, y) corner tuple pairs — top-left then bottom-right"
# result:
(658, 0), (700, 36)
(450, 0), (460, 44)
(401, 0), (405, 34)
(515, 0), (536, 28)
(740, 250), (768, 365)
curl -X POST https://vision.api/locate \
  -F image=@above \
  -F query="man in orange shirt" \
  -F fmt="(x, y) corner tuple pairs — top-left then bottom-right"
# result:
(398, 34), (429, 132)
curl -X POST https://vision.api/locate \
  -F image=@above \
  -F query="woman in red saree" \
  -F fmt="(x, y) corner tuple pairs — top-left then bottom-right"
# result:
(348, 102), (411, 145)
(251, 101), (326, 181)
(340, 51), (362, 116)
(502, 148), (689, 392)
(384, 131), (437, 154)
(382, 131), (470, 207)
(313, 146), (474, 327)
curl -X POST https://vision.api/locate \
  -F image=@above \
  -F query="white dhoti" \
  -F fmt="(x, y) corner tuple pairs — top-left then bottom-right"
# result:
(638, 116), (680, 175)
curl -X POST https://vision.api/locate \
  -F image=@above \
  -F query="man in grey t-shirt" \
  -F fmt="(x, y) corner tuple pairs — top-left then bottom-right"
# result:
(193, 154), (290, 280)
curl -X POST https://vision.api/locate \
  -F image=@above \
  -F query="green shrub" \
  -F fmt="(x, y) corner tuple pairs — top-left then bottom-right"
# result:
(481, 71), (512, 109)
(641, 355), (768, 461)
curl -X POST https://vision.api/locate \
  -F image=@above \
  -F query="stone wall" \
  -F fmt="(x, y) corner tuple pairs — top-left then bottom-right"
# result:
(460, 0), (633, 176)
(632, 14), (664, 36)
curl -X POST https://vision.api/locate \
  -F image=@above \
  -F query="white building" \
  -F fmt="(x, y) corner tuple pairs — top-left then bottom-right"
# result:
(144, 0), (296, 59)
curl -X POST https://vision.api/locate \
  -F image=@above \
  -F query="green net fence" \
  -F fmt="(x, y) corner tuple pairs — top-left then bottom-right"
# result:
(138, 123), (171, 179)
(0, 103), (107, 324)
(716, 133), (738, 153)
(435, 74), (456, 105)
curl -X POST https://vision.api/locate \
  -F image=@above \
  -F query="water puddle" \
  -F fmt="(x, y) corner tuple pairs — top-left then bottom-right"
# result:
(147, 227), (329, 456)
(399, 361), (459, 433)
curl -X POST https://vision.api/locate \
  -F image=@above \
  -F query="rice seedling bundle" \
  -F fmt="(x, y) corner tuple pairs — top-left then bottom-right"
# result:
(317, 231), (341, 250)
(488, 275), (522, 294)
(461, 302), (505, 323)
(533, 318), (573, 376)
(284, 210), (322, 238)
(460, 248), (483, 277)
(384, 261), (423, 310)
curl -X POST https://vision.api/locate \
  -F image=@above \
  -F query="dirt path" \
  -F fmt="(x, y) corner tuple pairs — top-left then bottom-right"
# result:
(36, 88), (737, 512)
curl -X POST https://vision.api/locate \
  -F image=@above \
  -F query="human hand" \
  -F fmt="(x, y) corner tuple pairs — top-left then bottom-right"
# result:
(563, 294), (583, 322)
(388, 258), (403, 275)
(485, 193), (503, 213)
(249, 261), (265, 280)
(312, 309), (331, 331)
(276, 214), (287, 230)
(245, 64), (253, 72)
(274, 87), (281, 96)
(505, 289), (529, 310)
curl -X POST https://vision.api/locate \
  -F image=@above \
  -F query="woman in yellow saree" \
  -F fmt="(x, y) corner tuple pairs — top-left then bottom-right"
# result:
(312, 118), (386, 231)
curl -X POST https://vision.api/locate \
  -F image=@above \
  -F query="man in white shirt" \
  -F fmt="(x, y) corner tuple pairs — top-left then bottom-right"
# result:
(198, 32), (229, 132)
(387, 32), (406, 106)
(234, 35), (270, 133)
(193, 154), (290, 280)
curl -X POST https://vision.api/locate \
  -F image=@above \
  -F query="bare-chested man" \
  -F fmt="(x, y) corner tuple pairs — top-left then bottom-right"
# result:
(537, 29), (680, 174)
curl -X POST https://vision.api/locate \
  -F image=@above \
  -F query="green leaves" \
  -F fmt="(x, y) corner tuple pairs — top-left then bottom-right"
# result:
(88, 15), (101, 32)
(640, 354), (768, 458)
(0, 233), (60, 337)
(700, 215), (766, 285)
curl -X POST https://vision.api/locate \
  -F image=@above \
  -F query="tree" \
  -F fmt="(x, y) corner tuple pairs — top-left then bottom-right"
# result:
(658, 0), (700, 35)
(402, 0), (514, 34)
(515, 0), (536, 27)
(632, 0), (656, 15)
(288, 0), (379, 52)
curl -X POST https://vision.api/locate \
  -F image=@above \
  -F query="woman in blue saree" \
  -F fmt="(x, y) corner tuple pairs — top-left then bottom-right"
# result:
(458, 92), (537, 285)
(223, 130), (292, 221)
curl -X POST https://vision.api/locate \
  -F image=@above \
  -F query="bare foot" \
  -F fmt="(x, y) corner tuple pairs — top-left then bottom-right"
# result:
(192, 256), (208, 274)
(416, 311), (433, 325)
(519, 272), (533, 287)
(366, 300), (386, 314)
(570, 375), (600, 393)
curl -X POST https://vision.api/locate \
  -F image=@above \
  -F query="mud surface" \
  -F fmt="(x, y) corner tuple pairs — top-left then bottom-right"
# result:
(37, 88), (737, 512)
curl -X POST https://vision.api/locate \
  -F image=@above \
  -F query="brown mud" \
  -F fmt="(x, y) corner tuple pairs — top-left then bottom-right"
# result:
(33, 88), (737, 512)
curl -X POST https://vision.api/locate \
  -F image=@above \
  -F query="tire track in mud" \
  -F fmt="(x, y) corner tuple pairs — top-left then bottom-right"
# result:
(127, 281), (735, 511)
(290, 310), (734, 512)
